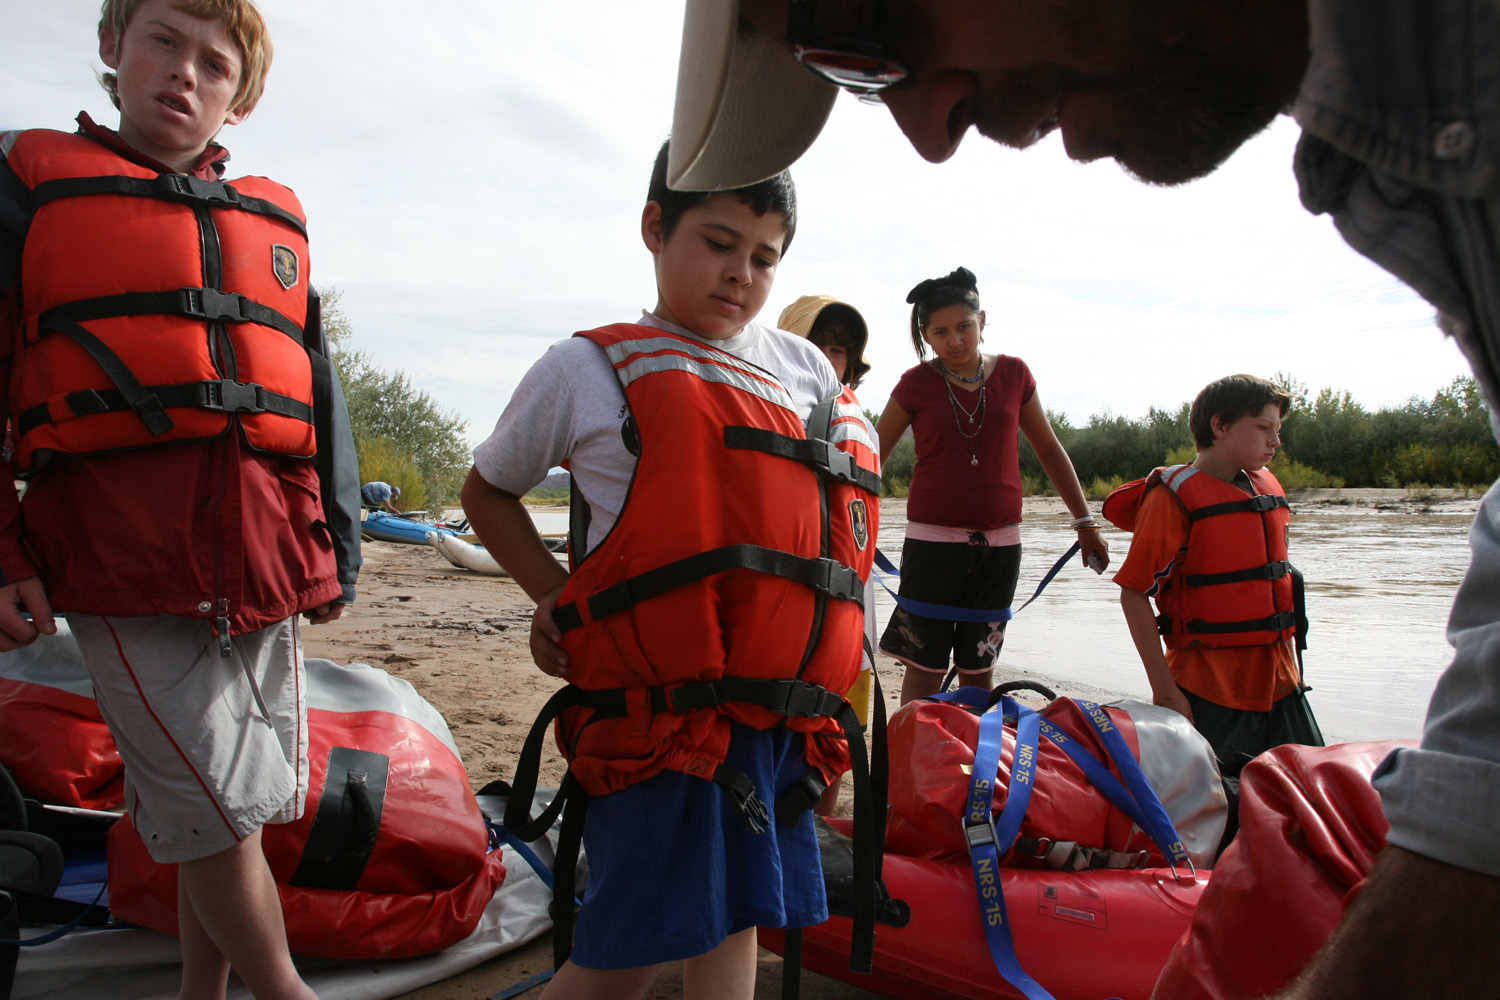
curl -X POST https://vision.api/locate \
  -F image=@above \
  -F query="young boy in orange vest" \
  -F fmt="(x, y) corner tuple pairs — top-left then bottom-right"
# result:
(1107, 374), (1322, 773)
(0, 2), (359, 996)
(462, 141), (878, 1000)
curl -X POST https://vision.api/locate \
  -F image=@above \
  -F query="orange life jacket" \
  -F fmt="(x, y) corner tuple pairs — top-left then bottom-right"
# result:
(549, 324), (880, 797)
(4, 128), (318, 473)
(1103, 464), (1294, 648)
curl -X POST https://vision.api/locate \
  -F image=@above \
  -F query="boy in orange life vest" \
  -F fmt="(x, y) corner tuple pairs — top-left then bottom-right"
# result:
(0, 2), (359, 998)
(462, 141), (876, 1000)
(1108, 375), (1322, 772)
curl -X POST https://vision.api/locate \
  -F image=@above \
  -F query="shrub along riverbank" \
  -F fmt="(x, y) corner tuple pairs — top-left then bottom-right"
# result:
(880, 375), (1499, 499)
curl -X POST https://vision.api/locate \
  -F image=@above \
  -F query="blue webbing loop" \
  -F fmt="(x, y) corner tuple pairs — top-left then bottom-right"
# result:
(932, 689), (1195, 876)
(0, 880), (109, 947)
(871, 542), (1081, 625)
(1071, 700), (1195, 877)
(964, 696), (1057, 1000)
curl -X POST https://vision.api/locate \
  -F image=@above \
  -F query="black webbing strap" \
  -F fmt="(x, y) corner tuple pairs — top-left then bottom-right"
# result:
(289, 747), (389, 891)
(781, 927), (803, 1000)
(503, 687), (593, 843)
(551, 545), (862, 634)
(547, 781), (588, 970)
(724, 426), (882, 496)
(655, 677), (848, 719)
(17, 378), (313, 438)
(305, 293), (338, 527)
(30, 173), (307, 235)
(1183, 611), (1297, 635)
(30, 313), (172, 435)
(43, 287), (305, 345)
(1186, 493), (1289, 522)
(1184, 559), (1291, 588)
(831, 696), (879, 973)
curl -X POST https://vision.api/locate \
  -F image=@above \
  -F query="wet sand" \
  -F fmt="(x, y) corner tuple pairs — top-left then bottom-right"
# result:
(305, 489), (1474, 998)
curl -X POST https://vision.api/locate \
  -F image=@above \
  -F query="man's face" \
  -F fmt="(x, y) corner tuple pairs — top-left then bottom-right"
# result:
(742, 0), (1308, 186)
(100, 0), (246, 172)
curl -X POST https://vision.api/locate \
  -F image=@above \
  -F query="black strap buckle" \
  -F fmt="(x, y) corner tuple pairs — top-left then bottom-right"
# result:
(164, 173), (238, 206)
(814, 557), (861, 602)
(1246, 494), (1283, 512)
(204, 379), (267, 413)
(759, 678), (842, 718)
(181, 287), (250, 323)
(817, 439), (860, 485)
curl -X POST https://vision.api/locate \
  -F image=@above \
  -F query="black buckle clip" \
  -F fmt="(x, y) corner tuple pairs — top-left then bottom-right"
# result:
(164, 173), (238, 206)
(205, 379), (267, 413)
(815, 558), (861, 602)
(181, 288), (250, 323)
(762, 679), (838, 718)
(817, 439), (859, 484)
(1246, 494), (1282, 512)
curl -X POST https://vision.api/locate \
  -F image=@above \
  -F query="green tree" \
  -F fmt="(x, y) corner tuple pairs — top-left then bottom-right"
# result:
(322, 288), (471, 506)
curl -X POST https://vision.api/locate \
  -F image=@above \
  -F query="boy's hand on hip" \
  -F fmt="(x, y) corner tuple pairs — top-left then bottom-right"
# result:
(0, 577), (55, 651)
(531, 584), (570, 677)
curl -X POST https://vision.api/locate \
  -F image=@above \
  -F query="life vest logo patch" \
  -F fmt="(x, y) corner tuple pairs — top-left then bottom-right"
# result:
(849, 498), (869, 550)
(272, 244), (300, 289)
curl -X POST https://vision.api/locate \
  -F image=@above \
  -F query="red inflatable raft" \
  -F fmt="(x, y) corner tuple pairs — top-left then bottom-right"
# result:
(763, 816), (1206, 1000)
(761, 693), (1225, 999)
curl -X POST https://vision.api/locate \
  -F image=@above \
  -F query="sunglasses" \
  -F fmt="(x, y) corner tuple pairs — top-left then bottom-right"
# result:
(785, 0), (908, 102)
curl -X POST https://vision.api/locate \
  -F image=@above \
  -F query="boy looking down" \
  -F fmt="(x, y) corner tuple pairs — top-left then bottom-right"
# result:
(462, 140), (879, 1000)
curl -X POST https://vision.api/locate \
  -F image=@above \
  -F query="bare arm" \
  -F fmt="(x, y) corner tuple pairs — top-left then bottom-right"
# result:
(461, 466), (572, 676)
(874, 398), (912, 464)
(1266, 846), (1500, 1000)
(1018, 391), (1109, 571)
(1120, 586), (1192, 721)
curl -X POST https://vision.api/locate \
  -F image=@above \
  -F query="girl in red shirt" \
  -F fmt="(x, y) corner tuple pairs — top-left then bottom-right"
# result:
(875, 267), (1109, 702)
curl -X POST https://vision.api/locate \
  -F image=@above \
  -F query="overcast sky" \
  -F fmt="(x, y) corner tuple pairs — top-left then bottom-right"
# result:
(5, 0), (1474, 447)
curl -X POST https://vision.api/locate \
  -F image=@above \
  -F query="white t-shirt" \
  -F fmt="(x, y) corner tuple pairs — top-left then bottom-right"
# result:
(473, 310), (840, 551)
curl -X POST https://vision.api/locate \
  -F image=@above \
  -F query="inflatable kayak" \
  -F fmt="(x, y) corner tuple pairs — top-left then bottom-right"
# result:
(361, 510), (461, 545)
(427, 532), (508, 576)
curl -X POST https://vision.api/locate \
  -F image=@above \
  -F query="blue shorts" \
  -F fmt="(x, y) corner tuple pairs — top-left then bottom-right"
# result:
(569, 722), (827, 969)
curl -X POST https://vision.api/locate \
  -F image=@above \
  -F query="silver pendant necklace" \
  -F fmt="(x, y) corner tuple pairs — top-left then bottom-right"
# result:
(939, 357), (986, 466)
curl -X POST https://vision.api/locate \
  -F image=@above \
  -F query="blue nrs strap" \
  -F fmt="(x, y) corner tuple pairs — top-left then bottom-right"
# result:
(1068, 700), (1195, 876)
(964, 695), (1056, 1000)
(934, 688), (1194, 876)
(870, 542), (1081, 625)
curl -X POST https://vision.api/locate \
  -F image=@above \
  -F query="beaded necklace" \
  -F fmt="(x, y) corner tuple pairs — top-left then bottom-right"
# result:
(938, 356), (986, 467)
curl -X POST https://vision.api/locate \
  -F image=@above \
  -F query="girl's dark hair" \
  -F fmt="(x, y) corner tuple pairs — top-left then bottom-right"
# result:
(646, 139), (798, 254)
(906, 266), (981, 358)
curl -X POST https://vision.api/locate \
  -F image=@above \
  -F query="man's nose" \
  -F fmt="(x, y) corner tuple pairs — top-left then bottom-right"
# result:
(880, 70), (976, 164)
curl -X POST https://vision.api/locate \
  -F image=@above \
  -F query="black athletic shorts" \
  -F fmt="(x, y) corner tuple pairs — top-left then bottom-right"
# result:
(878, 535), (1023, 673)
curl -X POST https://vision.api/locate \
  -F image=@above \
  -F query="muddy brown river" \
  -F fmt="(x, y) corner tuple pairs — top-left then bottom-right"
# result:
(871, 494), (1478, 744)
(533, 491), (1478, 745)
